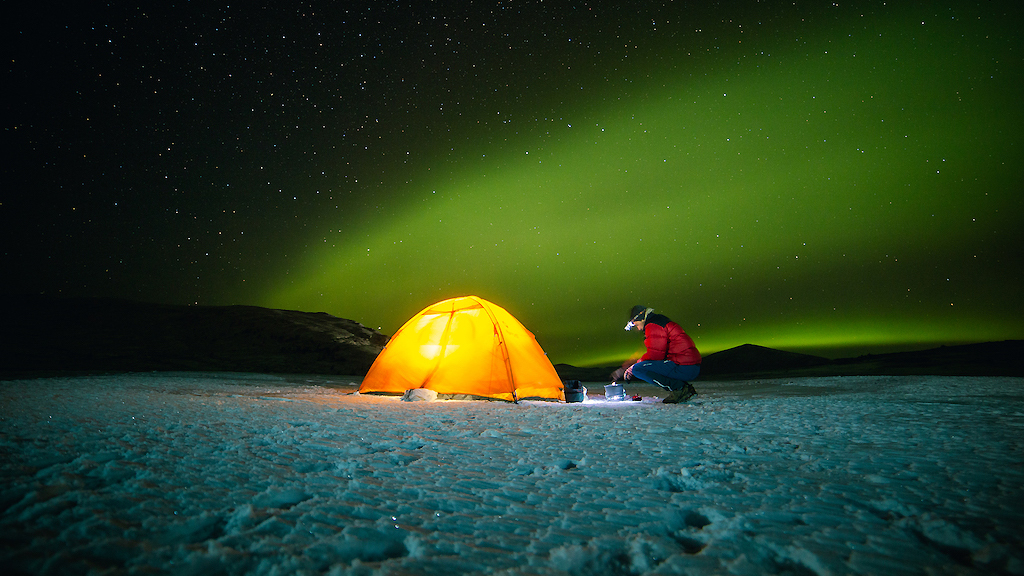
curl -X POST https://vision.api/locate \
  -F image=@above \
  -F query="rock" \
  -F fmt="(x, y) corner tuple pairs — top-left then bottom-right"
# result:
(401, 388), (438, 402)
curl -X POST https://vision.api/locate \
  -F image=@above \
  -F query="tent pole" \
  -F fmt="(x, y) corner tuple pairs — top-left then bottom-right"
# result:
(477, 297), (518, 402)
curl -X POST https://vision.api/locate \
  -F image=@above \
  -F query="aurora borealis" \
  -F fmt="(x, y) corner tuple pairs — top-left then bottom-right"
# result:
(4, 2), (1022, 367)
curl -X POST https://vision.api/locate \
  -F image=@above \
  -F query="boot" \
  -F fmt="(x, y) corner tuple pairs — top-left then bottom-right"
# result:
(662, 382), (696, 404)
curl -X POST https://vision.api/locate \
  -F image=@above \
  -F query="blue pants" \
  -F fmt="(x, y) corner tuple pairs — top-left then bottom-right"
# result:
(630, 361), (700, 390)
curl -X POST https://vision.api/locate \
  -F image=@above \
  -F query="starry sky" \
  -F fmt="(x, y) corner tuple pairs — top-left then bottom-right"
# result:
(4, 1), (1022, 367)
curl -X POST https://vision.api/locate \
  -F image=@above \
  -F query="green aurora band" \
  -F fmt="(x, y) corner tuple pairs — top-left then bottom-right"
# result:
(262, 6), (1022, 366)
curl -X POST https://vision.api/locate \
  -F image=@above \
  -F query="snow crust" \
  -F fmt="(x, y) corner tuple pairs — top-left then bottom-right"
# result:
(2, 372), (1022, 575)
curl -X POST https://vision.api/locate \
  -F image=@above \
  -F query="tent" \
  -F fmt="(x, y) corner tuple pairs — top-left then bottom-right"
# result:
(358, 296), (565, 402)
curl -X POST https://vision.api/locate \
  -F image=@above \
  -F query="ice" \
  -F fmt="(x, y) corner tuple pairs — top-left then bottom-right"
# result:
(1, 372), (1022, 574)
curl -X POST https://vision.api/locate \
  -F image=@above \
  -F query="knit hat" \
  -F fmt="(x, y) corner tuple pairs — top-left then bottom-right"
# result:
(629, 305), (651, 321)
(625, 305), (653, 331)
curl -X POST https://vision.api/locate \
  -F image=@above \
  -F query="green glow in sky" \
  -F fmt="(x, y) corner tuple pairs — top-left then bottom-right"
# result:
(263, 6), (1022, 365)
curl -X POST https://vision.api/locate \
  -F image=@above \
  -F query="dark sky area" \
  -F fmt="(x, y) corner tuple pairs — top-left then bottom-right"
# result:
(3, 1), (1022, 366)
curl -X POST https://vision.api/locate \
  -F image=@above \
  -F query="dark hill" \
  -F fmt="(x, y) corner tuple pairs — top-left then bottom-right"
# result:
(696, 341), (1024, 379)
(552, 364), (619, 382)
(699, 344), (830, 378)
(554, 340), (1024, 382)
(828, 340), (1024, 377)
(1, 297), (388, 377)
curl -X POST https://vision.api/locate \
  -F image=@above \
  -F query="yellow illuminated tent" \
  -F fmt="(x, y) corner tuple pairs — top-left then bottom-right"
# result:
(358, 296), (565, 402)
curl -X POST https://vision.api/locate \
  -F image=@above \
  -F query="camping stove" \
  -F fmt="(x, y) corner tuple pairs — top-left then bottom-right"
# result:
(604, 382), (627, 401)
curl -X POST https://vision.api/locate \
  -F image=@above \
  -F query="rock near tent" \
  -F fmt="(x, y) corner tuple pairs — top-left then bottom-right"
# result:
(358, 296), (565, 402)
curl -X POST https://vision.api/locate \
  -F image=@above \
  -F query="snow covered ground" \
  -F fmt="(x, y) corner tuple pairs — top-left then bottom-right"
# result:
(2, 372), (1022, 575)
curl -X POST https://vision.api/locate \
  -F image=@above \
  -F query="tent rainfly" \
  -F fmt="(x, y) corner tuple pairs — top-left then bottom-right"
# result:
(358, 296), (565, 402)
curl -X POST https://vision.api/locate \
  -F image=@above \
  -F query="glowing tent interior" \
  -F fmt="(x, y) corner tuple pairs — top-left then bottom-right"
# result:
(358, 296), (566, 402)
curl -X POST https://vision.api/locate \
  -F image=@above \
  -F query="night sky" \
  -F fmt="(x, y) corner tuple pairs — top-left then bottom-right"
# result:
(4, 1), (1022, 367)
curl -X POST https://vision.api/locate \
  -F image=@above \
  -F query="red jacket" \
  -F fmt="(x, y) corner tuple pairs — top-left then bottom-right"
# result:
(641, 314), (701, 365)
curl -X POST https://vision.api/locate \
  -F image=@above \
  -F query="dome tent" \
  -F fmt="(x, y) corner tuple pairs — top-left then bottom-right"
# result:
(358, 296), (565, 402)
